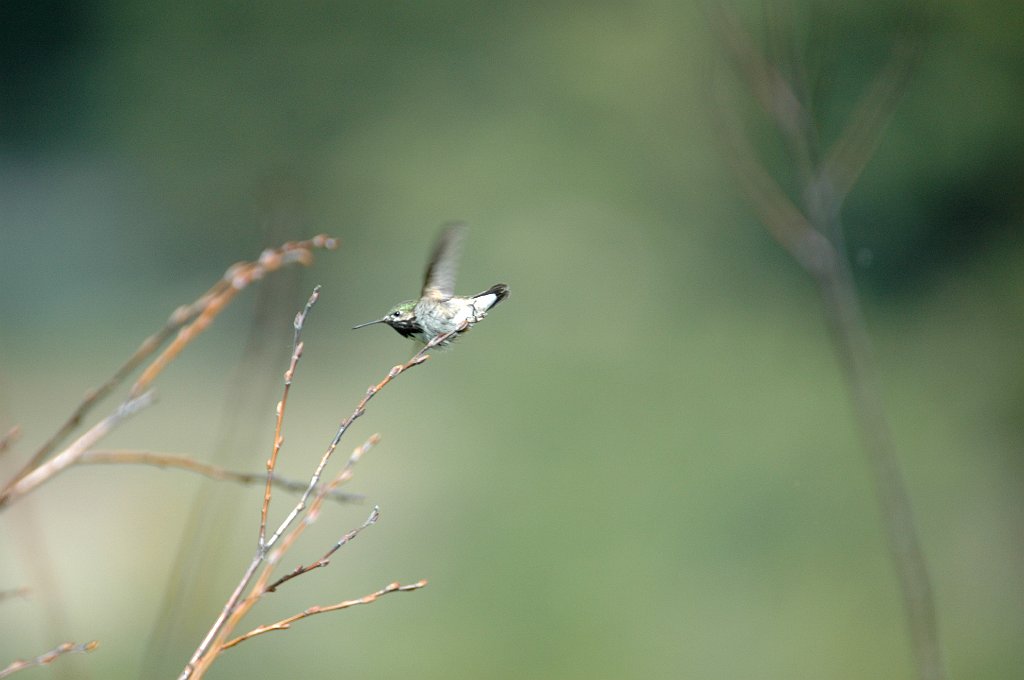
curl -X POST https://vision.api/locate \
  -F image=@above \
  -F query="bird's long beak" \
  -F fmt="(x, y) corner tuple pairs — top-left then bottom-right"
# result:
(352, 318), (385, 330)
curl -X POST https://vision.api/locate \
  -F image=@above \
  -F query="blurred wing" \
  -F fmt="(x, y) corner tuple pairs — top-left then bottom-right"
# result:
(421, 222), (467, 300)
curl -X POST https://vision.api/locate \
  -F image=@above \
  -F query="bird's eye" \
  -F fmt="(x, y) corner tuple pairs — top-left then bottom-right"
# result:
(392, 311), (401, 318)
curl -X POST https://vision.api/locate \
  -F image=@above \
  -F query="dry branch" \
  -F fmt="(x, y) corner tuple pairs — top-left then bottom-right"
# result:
(260, 434), (383, 596)
(1, 237), (341, 679)
(0, 392), (156, 508)
(129, 236), (338, 399)
(220, 581), (427, 651)
(0, 587), (30, 604)
(0, 235), (338, 511)
(0, 427), (21, 458)
(707, 5), (943, 680)
(178, 304), (458, 680)
(0, 641), (98, 679)
(259, 285), (322, 547)
(267, 506), (380, 593)
(77, 450), (361, 503)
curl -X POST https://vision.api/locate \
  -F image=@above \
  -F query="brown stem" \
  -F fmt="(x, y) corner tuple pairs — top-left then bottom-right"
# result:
(813, 256), (945, 680)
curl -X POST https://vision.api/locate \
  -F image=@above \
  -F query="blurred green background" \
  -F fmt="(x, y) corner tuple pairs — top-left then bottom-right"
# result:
(2, 2), (1022, 679)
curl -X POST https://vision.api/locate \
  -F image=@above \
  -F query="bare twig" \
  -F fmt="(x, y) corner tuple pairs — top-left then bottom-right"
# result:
(77, 450), (361, 503)
(267, 506), (380, 593)
(260, 285), (321, 548)
(179, 322), (461, 680)
(823, 38), (922, 203)
(130, 236), (338, 399)
(0, 235), (339, 501)
(0, 640), (98, 679)
(220, 581), (427, 651)
(0, 426), (21, 458)
(322, 433), (381, 502)
(178, 288), (324, 680)
(707, 2), (816, 170)
(708, 5), (944, 680)
(817, 243), (945, 680)
(0, 392), (156, 509)
(0, 587), (30, 604)
(710, 71), (834, 276)
(263, 435), (382, 584)
(5, 303), (199, 486)
(262, 324), (463, 558)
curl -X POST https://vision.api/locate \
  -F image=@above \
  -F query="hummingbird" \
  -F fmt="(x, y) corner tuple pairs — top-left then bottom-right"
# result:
(353, 223), (509, 345)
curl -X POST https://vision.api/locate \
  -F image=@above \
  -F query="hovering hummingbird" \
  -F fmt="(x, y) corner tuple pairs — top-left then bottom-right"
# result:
(353, 223), (509, 345)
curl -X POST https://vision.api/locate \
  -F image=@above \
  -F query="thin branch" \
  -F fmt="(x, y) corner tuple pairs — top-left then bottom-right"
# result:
(264, 435), (382, 577)
(78, 450), (361, 503)
(261, 285), (321, 548)
(0, 641), (99, 679)
(0, 587), (30, 604)
(322, 433), (381, 502)
(267, 506), (380, 593)
(263, 324), (463, 555)
(823, 38), (922, 203)
(707, 2), (816, 169)
(5, 303), (205, 487)
(817, 252), (945, 680)
(130, 236), (338, 399)
(179, 316), (462, 680)
(0, 392), (156, 509)
(220, 581), (427, 651)
(709, 68), (837, 278)
(0, 235), (338, 497)
(0, 426), (21, 458)
(180, 286), (324, 680)
(708, 5), (944, 680)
